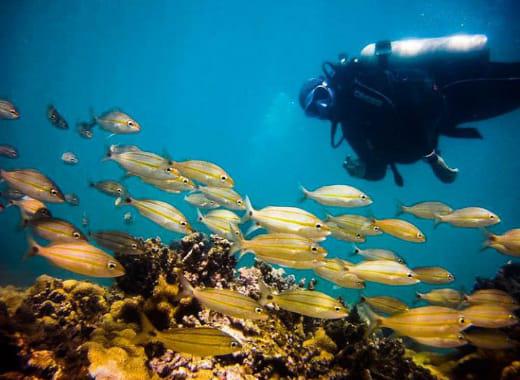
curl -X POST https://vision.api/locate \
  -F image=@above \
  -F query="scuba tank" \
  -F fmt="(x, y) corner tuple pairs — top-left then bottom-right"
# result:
(359, 34), (489, 68)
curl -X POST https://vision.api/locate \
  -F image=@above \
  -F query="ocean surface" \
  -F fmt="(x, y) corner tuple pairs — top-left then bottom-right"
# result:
(0, 0), (519, 309)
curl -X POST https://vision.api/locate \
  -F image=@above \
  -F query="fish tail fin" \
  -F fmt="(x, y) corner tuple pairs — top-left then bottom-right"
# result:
(395, 200), (404, 216)
(298, 183), (309, 203)
(412, 292), (423, 305)
(257, 279), (273, 306)
(176, 270), (194, 299)
(241, 196), (255, 223)
(480, 228), (495, 252)
(228, 224), (244, 256)
(101, 145), (114, 161)
(432, 213), (443, 228)
(357, 303), (384, 337)
(24, 235), (41, 260)
(196, 208), (205, 223)
(349, 244), (361, 257)
(114, 196), (131, 207)
(133, 312), (156, 345)
(245, 222), (261, 236)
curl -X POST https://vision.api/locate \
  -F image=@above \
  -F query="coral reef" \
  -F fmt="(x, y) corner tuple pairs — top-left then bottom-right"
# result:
(0, 233), (436, 379)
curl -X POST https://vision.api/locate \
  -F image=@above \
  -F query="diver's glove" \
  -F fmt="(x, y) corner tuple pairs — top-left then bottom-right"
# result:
(343, 156), (366, 178)
(423, 150), (459, 183)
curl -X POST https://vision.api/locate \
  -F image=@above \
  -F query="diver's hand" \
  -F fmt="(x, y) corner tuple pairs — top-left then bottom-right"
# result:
(343, 156), (366, 178)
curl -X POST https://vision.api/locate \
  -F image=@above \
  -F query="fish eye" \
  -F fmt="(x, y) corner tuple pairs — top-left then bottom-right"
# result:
(267, 295), (274, 300)
(407, 272), (413, 278)
(398, 258), (404, 264)
(237, 199), (243, 205)
(183, 178), (189, 184)
(50, 188), (58, 196)
(361, 194), (367, 199)
(73, 232), (81, 239)
(334, 306), (341, 312)
(131, 243), (138, 249)
(508, 314), (515, 320)
(255, 307), (263, 314)
(458, 316), (465, 324)
(107, 261), (118, 270)
(457, 334), (465, 341)
(489, 214), (495, 219)
(448, 274), (454, 280)
(127, 120), (134, 127)
(417, 233), (424, 238)
(166, 167), (173, 173)
(220, 175), (227, 181)
(356, 233), (362, 238)
(311, 246), (318, 252)
(316, 223), (322, 229)
(180, 221), (187, 226)
(117, 188), (123, 193)
(373, 226), (380, 231)
(230, 341), (238, 348)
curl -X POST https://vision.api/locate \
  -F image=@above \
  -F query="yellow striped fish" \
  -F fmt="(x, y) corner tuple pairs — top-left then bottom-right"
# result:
(180, 275), (268, 320)
(197, 209), (240, 240)
(0, 169), (65, 203)
(411, 334), (467, 349)
(413, 266), (454, 284)
(115, 196), (192, 234)
(184, 193), (220, 209)
(29, 217), (87, 242)
(140, 175), (196, 193)
(373, 218), (426, 243)
(360, 295), (409, 314)
(351, 245), (405, 264)
(172, 160), (234, 188)
(259, 281), (348, 319)
(106, 145), (179, 179)
(313, 258), (365, 289)
(435, 207), (500, 228)
(26, 237), (125, 277)
(244, 197), (330, 240)
(300, 184), (372, 208)
(484, 229), (520, 257)
(463, 329), (517, 350)
(463, 304), (518, 328)
(325, 214), (381, 236)
(361, 305), (470, 337)
(8, 196), (50, 222)
(325, 221), (366, 243)
(464, 289), (519, 310)
(346, 260), (419, 286)
(396, 201), (452, 220)
(416, 289), (464, 308)
(197, 186), (245, 210)
(95, 110), (140, 134)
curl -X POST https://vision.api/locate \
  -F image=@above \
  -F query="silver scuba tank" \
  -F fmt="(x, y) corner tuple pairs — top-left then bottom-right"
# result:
(359, 34), (489, 67)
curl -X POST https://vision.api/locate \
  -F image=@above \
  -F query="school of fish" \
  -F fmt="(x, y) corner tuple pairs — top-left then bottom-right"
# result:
(0, 100), (518, 357)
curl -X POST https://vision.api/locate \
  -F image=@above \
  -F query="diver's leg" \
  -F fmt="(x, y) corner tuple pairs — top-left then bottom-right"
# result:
(443, 62), (520, 124)
(423, 150), (458, 184)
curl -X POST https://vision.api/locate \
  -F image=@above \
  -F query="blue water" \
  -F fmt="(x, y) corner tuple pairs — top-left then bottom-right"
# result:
(0, 1), (519, 306)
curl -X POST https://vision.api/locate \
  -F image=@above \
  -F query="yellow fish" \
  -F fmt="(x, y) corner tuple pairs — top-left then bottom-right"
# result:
(360, 295), (409, 315)
(411, 334), (467, 349)
(26, 237), (125, 277)
(184, 193), (220, 209)
(325, 214), (381, 235)
(95, 110), (141, 134)
(463, 304), (518, 328)
(396, 201), (452, 220)
(172, 160), (234, 188)
(416, 289), (464, 308)
(115, 196), (192, 234)
(361, 304), (470, 337)
(259, 281), (349, 319)
(244, 197), (330, 240)
(413, 266), (454, 284)
(346, 260), (419, 286)
(373, 218), (425, 243)
(29, 217), (87, 242)
(8, 196), (50, 222)
(197, 186), (245, 210)
(179, 275), (268, 320)
(197, 209), (241, 240)
(325, 221), (366, 243)
(140, 175), (196, 193)
(0, 169), (65, 203)
(300, 184), (372, 208)
(351, 245), (405, 264)
(434, 207), (500, 228)
(313, 258), (365, 289)
(463, 329), (517, 350)
(464, 289), (519, 310)
(138, 313), (241, 357)
(484, 229), (520, 257)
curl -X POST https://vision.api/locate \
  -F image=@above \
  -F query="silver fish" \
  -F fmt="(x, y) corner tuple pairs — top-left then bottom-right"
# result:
(95, 110), (140, 134)
(0, 99), (20, 119)
(61, 152), (79, 165)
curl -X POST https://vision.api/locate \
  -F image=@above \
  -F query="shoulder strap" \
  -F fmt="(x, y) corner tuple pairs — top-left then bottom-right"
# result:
(330, 121), (345, 148)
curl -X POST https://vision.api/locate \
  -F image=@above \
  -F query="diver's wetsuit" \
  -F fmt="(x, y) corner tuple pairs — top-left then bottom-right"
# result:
(326, 57), (520, 185)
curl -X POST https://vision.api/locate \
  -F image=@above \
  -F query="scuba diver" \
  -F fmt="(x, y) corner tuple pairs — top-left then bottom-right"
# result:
(300, 34), (520, 186)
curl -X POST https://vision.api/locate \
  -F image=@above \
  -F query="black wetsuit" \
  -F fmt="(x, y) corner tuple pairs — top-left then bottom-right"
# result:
(327, 56), (520, 184)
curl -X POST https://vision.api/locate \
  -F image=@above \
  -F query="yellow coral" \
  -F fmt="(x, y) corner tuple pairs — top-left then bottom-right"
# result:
(0, 285), (29, 314)
(303, 327), (337, 353)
